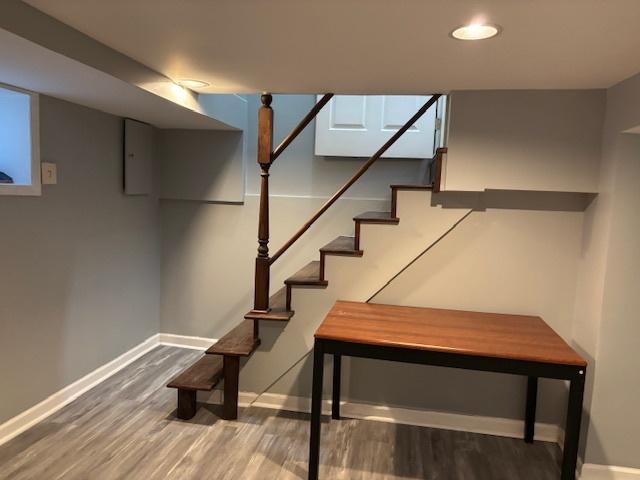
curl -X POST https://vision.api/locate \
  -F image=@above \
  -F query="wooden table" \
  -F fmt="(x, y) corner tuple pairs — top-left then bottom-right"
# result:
(308, 301), (587, 480)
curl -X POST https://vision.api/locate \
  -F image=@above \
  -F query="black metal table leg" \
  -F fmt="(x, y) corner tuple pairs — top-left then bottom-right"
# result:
(309, 339), (325, 480)
(561, 369), (586, 480)
(524, 376), (538, 443)
(332, 354), (341, 420)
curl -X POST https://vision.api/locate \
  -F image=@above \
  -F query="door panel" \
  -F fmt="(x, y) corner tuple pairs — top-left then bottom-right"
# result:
(315, 95), (436, 158)
(330, 95), (367, 130)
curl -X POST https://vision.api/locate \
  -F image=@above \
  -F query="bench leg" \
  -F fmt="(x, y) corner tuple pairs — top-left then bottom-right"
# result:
(561, 370), (586, 480)
(177, 389), (197, 420)
(332, 354), (341, 420)
(524, 376), (538, 443)
(223, 356), (240, 420)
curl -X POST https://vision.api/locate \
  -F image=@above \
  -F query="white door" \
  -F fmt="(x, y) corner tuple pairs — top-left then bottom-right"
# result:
(315, 95), (437, 158)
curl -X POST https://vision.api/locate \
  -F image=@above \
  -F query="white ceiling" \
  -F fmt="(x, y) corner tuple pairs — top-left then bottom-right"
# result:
(24, 0), (640, 94)
(0, 27), (234, 129)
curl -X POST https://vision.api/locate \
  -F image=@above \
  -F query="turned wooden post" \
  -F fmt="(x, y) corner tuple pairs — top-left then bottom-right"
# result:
(254, 93), (273, 314)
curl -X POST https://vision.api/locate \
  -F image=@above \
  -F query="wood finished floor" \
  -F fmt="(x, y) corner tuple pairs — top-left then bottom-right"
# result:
(0, 346), (562, 479)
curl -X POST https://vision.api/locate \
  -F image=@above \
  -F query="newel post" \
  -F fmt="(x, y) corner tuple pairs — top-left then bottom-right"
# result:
(254, 93), (273, 313)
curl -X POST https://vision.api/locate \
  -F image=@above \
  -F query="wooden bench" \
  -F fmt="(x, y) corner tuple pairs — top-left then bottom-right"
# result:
(308, 301), (587, 480)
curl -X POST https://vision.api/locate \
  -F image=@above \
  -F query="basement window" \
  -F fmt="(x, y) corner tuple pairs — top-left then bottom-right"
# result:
(0, 84), (40, 196)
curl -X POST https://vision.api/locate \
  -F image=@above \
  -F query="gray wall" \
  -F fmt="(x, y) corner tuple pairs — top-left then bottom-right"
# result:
(573, 72), (640, 469)
(160, 94), (415, 337)
(0, 96), (160, 423)
(160, 93), (595, 427)
(158, 129), (245, 203)
(445, 90), (605, 192)
(359, 205), (584, 424)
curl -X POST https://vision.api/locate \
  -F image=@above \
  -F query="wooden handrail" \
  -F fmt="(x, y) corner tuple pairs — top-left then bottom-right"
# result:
(269, 94), (442, 265)
(271, 94), (334, 162)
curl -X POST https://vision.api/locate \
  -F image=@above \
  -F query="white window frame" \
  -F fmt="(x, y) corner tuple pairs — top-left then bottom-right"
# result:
(0, 83), (41, 196)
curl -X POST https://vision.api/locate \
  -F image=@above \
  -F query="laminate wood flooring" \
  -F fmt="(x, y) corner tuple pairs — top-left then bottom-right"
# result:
(0, 346), (562, 479)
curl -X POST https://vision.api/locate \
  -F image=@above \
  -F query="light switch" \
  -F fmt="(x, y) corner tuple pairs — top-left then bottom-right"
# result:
(41, 162), (57, 185)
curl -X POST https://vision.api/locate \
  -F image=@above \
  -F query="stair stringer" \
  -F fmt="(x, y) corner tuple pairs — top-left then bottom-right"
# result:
(231, 190), (473, 397)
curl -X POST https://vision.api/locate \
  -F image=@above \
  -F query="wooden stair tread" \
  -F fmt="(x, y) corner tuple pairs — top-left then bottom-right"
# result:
(320, 236), (362, 256)
(285, 261), (328, 286)
(206, 320), (260, 357)
(167, 354), (223, 391)
(245, 287), (294, 322)
(390, 184), (433, 190)
(354, 211), (399, 223)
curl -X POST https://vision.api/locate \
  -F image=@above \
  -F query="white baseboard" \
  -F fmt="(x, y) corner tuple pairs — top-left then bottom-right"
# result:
(0, 334), (160, 447)
(581, 464), (640, 480)
(158, 333), (216, 350)
(235, 391), (562, 444)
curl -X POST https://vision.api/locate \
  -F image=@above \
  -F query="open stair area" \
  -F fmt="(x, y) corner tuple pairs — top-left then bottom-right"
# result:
(168, 182), (470, 420)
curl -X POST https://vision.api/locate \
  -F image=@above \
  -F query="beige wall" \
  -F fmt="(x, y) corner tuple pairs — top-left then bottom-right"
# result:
(0, 96), (160, 424)
(445, 90), (605, 192)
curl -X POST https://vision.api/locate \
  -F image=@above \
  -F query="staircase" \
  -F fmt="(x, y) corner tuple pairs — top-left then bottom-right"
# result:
(167, 93), (459, 420)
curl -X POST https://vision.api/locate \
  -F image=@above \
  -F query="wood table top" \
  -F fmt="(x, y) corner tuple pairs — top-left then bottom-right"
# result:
(315, 301), (586, 367)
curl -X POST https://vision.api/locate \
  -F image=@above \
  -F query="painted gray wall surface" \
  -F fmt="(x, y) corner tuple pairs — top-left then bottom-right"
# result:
(358, 205), (584, 424)
(160, 93), (590, 426)
(0, 90), (31, 184)
(158, 129), (245, 203)
(160, 94), (432, 337)
(574, 72), (640, 469)
(0, 96), (160, 423)
(445, 90), (605, 192)
(587, 134), (640, 468)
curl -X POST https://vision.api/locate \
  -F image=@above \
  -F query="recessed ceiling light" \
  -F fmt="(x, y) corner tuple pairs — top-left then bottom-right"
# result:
(176, 79), (210, 89)
(451, 23), (501, 41)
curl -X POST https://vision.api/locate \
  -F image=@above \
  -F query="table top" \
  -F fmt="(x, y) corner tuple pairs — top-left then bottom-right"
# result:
(315, 301), (586, 367)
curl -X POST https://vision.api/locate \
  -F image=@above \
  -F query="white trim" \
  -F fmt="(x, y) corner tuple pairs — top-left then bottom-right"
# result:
(0, 334), (159, 446)
(234, 392), (563, 444)
(158, 333), (216, 350)
(581, 464), (640, 480)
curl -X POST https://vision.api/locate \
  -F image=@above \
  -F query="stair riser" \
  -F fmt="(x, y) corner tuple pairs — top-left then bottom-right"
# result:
(240, 191), (472, 395)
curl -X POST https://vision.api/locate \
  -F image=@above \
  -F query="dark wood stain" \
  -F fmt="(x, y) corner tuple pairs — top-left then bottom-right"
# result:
(166, 354), (223, 391)
(206, 320), (261, 357)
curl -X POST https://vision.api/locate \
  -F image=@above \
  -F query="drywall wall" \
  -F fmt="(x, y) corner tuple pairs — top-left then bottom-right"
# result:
(354, 204), (584, 424)
(586, 134), (640, 469)
(158, 129), (245, 203)
(575, 71), (640, 469)
(0, 96), (160, 423)
(160, 93), (591, 426)
(160, 94), (431, 337)
(444, 90), (605, 192)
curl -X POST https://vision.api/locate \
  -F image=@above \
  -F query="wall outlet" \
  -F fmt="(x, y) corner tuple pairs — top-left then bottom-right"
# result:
(41, 162), (57, 185)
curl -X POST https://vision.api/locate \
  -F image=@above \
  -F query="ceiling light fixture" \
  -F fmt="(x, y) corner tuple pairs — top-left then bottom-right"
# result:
(451, 23), (501, 41)
(176, 79), (210, 89)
